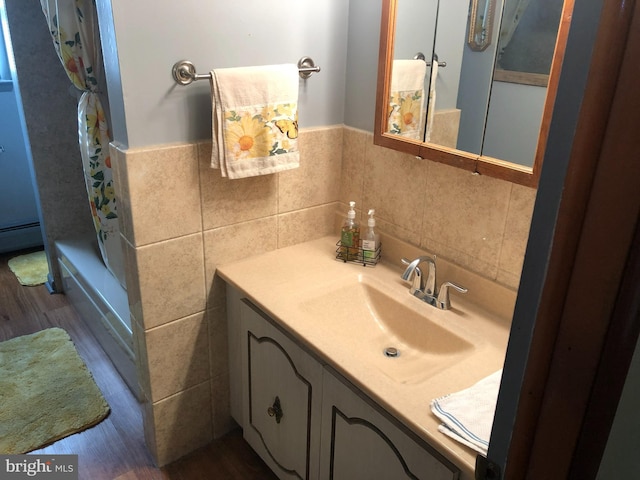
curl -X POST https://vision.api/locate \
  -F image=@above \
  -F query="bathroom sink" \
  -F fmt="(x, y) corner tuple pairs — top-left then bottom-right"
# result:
(300, 275), (474, 384)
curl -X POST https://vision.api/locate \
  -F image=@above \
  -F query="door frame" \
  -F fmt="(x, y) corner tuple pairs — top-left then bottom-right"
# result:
(486, 0), (640, 478)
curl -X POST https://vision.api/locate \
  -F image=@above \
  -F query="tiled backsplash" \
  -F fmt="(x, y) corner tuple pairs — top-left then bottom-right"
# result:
(111, 124), (535, 465)
(341, 126), (536, 290)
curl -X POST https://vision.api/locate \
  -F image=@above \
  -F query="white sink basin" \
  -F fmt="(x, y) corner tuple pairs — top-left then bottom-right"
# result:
(300, 274), (475, 384)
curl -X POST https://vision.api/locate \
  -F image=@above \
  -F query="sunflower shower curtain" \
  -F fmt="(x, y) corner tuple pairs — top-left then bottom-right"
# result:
(40, 0), (125, 288)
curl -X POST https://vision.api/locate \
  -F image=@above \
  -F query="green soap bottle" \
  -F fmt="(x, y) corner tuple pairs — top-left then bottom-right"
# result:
(362, 209), (380, 261)
(340, 201), (360, 260)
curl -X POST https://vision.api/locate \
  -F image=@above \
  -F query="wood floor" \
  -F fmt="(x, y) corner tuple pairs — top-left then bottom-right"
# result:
(0, 247), (277, 480)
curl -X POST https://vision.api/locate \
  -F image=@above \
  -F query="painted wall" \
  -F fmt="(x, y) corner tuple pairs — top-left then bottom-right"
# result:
(0, 90), (40, 228)
(393, 0), (436, 60)
(343, 0), (382, 131)
(102, 0), (349, 149)
(0, 2), (41, 252)
(456, 0), (504, 154)
(483, 81), (546, 167)
(431, 0), (469, 111)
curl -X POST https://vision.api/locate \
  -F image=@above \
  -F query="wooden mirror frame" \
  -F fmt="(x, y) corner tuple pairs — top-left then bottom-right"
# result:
(373, 0), (575, 188)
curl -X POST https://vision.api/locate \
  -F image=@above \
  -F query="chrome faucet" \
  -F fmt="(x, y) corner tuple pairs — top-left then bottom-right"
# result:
(401, 256), (468, 310)
(401, 256), (436, 296)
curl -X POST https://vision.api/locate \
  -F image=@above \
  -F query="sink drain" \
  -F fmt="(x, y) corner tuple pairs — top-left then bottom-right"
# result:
(383, 347), (400, 358)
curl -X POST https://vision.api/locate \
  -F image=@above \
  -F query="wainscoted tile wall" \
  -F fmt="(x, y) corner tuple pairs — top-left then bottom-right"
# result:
(111, 126), (342, 465)
(111, 124), (535, 466)
(341, 126), (536, 291)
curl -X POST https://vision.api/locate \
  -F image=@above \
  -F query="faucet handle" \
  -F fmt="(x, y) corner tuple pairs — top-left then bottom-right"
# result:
(436, 282), (468, 310)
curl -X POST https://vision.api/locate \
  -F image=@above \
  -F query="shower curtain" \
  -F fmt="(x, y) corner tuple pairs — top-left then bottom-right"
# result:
(498, 0), (532, 59)
(40, 0), (125, 288)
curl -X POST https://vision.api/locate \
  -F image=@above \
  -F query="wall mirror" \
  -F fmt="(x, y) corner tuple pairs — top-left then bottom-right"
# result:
(374, 0), (574, 187)
(468, 0), (496, 51)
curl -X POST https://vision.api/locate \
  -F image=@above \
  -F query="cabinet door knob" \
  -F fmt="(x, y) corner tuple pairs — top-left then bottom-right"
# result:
(267, 396), (283, 424)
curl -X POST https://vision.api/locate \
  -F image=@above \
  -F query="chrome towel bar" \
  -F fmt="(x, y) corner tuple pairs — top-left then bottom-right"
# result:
(414, 52), (447, 68)
(172, 56), (321, 85)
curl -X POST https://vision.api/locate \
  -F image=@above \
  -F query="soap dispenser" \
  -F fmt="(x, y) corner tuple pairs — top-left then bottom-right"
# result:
(340, 201), (360, 260)
(362, 209), (380, 261)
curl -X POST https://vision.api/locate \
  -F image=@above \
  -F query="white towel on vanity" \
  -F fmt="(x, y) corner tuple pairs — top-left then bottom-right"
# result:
(387, 59), (427, 140)
(210, 64), (300, 179)
(430, 369), (503, 456)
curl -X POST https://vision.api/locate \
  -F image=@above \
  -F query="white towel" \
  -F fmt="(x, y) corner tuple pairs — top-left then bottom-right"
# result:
(430, 369), (503, 456)
(387, 59), (427, 140)
(424, 60), (438, 143)
(210, 64), (300, 179)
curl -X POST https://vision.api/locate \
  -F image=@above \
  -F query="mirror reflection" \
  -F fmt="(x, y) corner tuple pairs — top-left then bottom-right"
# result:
(495, 0), (564, 82)
(468, 0), (497, 51)
(386, 0), (566, 168)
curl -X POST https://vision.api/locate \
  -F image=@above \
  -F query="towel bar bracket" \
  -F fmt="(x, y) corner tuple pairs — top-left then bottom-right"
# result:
(297, 56), (320, 79)
(173, 60), (197, 85)
(172, 57), (321, 86)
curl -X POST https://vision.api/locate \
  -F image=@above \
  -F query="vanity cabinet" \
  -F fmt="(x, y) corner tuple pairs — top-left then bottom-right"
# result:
(227, 287), (460, 480)
(239, 299), (324, 480)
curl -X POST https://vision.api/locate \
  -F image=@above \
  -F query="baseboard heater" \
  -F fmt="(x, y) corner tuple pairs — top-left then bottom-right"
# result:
(0, 221), (40, 233)
(0, 222), (43, 253)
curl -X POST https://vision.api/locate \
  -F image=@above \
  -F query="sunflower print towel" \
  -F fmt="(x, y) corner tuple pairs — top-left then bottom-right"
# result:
(387, 89), (424, 139)
(211, 65), (300, 179)
(387, 59), (428, 141)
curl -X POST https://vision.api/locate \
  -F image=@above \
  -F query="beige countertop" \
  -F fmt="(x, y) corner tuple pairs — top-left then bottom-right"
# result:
(218, 236), (512, 479)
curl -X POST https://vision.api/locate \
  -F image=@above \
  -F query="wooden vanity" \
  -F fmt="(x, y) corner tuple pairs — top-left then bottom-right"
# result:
(218, 236), (513, 480)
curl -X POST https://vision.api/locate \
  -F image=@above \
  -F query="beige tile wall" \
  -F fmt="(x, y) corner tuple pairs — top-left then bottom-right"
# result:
(342, 126), (536, 291)
(112, 124), (535, 466)
(112, 126), (343, 466)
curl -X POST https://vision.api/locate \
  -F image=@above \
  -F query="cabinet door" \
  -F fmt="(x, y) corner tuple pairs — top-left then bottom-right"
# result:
(241, 300), (323, 480)
(319, 368), (459, 480)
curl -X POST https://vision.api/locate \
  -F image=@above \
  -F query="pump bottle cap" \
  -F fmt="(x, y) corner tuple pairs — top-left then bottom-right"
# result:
(367, 209), (376, 227)
(348, 201), (356, 219)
